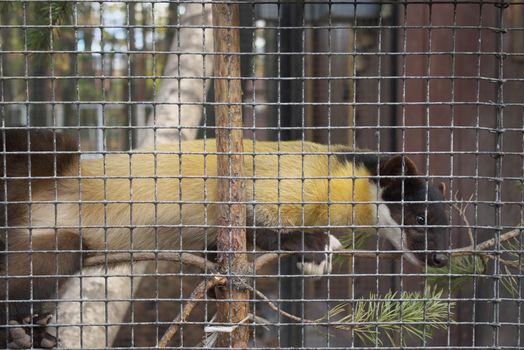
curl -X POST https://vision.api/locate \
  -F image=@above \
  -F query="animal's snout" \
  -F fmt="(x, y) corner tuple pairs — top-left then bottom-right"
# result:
(429, 253), (448, 268)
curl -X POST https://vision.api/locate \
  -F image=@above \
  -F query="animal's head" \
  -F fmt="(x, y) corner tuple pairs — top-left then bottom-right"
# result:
(377, 155), (448, 268)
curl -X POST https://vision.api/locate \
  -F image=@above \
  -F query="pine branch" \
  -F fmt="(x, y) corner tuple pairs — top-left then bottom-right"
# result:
(81, 223), (521, 345)
(334, 232), (369, 265)
(426, 255), (485, 293)
(338, 232), (369, 251)
(322, 287), (451, 346)
(426, 191), (523, 295)
(452, 227), (523, 255)
(27, 2), (73, 52)
(0, 2), (12, 14)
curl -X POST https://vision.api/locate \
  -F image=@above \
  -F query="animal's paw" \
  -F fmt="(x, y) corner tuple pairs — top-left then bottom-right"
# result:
(7, 314), (56, 349)
(296, 235), (342, 276)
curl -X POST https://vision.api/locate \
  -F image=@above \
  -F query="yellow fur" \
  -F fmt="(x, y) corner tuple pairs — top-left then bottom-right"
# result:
(29, 140), (379, 252)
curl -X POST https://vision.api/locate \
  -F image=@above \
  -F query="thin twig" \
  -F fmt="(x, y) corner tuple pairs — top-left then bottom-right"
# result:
(451, 227), (523, 255)
(157, 273), (349, 346)
(158, 276), (227, 348)
(254, 252), (288, 272)
(449, 195), (523, 273)
(241, 282), (352, 332)
(84, 252), (216, 271)
(81, 228), (523, 346)
(452, 193), (475, 246)
(485, 255), (524, 274)
(334, 228), (522, 259)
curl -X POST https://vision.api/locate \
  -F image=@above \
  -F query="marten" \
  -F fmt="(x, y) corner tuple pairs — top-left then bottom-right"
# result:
(0, 128), (448, 348)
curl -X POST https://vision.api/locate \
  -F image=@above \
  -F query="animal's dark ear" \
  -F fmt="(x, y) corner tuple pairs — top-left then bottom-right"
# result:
(379, 155), (419, 187)
(381, 155), (418, 176)
(437, 182), (446, 196)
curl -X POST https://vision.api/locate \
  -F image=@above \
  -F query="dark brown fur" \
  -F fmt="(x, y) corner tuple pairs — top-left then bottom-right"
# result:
(0, 128), (81, 347)
(380, 157), (448, 266)
(337, 151), (448, 266)
(0, 231), (82, 314)
(0, 128), (79, 226)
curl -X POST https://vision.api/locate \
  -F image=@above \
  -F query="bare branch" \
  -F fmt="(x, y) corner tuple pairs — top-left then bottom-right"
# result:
(83, 226), (523, 276)
(452, 193), (475, 246)
(254, 253), (287, 271)
(84, 252), (216, 272)
(158, 276), (227, 348)
(251, 226), (523, 274)
(80, 227), (524, 347)
(241, 283), (352, 332)
(451, 227), (523, 256)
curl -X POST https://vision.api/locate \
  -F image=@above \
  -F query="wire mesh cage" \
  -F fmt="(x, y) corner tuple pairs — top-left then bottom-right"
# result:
(0, 0), (523, 349)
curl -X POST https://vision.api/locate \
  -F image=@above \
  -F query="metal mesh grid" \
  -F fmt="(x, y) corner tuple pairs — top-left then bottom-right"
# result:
(0, 0), (523, 349)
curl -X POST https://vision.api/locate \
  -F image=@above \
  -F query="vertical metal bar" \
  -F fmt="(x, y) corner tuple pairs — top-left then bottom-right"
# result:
(279, 2), (304, 140)
(278, 3), (304, 347)
(450, 4), (460, 348)
(279, 2), (304, 347)
(389, 5), (399, 155)
(212, 2), (249, 348)
(0, 20), (5, 350)
(151, 3), (161, 345)
(201, 2), (211, 347)
(492, 1), (507, 349)
(388, 3), (400, 303)
(97, 105), (104, 152)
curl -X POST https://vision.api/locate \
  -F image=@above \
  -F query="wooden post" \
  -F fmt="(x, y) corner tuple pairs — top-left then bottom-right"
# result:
(212, 2), (249, 348)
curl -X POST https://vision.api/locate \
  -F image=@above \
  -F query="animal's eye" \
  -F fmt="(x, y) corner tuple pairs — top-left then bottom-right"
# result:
(416, 215), (425, 225)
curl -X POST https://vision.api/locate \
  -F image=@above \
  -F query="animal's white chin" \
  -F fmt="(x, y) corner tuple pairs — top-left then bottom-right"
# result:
(379, 227), (422, 267)
(377, 203), (422, 267)
(398, 244), (423, 267)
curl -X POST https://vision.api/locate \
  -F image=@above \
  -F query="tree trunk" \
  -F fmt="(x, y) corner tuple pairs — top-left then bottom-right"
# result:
(212, 3), (249, 347)
(57, 267), (145, 348)
(57, 3), (211, 348)
(138, 3), (213, 146)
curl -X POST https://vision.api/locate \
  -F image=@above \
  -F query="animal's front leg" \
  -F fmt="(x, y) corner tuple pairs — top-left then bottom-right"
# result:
(0, 230), (83, 348)
(249, 229), (342, 275)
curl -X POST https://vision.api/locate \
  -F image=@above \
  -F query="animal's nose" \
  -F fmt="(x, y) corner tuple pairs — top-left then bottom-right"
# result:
(429, 253), (448, 267)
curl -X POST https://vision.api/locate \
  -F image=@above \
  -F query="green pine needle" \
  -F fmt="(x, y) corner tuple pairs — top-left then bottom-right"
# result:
(338, 232), (369, 251)
(334, 232), (369, 266)
(501, 237), (524, 263)
(501, 265), (519, 298)
(27, 2), (73, 51)
(427, 254), (521, 298)
(426, 256), (485, 293)
(320, 287), (452, 346)
(0, 2), (12, 14)
(499, 237), (522, 298)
